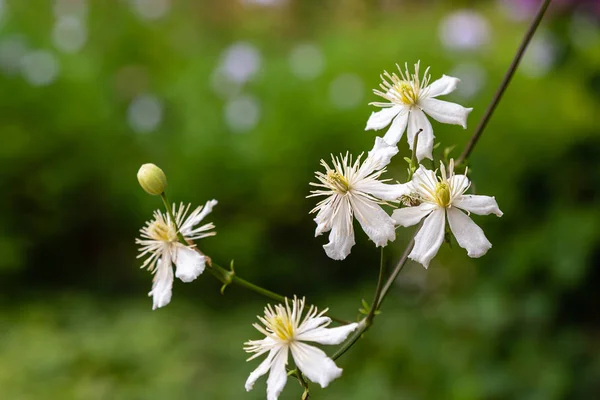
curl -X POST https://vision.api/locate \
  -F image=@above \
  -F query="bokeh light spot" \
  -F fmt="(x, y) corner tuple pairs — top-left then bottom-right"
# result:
(0, 35), (28, 76)
(127, 94), (164, 133)
(329, 73), (364, 110)
(130, 0), (171, 21)
(224, 94), (261, 133)
(289, 43), (324, 81)
(52, 16), (87, 53)
(521, 32), (558, 78)
(20, 50), (60, 86)
(439, 10), (491, 52)
(449, 63), (487, 100)
(218, 42), (261, 85)
(54, 0), (88, 18)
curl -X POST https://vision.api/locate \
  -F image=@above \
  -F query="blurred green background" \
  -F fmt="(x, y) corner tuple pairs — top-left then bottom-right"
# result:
(1, 0), (600, 399)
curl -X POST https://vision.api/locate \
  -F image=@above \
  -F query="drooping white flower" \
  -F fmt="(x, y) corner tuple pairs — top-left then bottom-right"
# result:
(392, 160), (502, 268)
(244, 297), (359, 400)
(136, 200), (218, 309)
(365, 61), (473, 161)
(309, 137), (411, 260)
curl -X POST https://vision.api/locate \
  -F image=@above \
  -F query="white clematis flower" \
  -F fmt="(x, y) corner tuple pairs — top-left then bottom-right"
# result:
(392, 160), (502, 268)
(309, 137), (411, 260)
(136, 200), (218, 309)
(365, 61), (473, 161)
(244, 297), (359, 400)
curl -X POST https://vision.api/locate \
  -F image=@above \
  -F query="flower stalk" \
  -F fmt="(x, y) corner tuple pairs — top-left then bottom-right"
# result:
(407, 128), (422, 180)
(457, 0), (552, 164)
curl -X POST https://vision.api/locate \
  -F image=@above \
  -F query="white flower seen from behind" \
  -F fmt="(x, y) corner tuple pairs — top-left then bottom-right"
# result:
(136, 200), (218, 309)
(244, 297), (359, 400)
(392, 160), (502, 268)
(309, 137), (411, 260)
(366, 61), (473, 161)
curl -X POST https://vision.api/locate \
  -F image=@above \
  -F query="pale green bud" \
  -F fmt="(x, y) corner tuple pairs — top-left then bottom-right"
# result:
(137, 163), (167, 196)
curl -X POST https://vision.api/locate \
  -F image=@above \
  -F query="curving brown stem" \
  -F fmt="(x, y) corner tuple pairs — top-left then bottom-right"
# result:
(457, 0), (553, 165)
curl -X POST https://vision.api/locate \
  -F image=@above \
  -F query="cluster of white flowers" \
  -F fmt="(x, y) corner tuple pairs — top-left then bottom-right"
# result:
(311, 61), (502, 269)
(135, 61), (503, 400)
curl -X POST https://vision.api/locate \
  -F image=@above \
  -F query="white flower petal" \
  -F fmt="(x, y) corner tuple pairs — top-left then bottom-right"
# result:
(382, 110), (409, 146)
(354, 180), (412, 202)
(427, 75), (460, 97)
(447, 207), (492, 258)
(313, 196), (336, 237)
(412, 165), (438, 193)
(148, 255), (174, 310)
(392, 203), (436, 227)
(409, 208), (446, 268)
(266, 346), (289, 400)
(365, 106), (402, 131)
(291, 342), (343, 388)
(296, 322), (358, 345)
(245, 347), (278, 392)
(449, 174), (470, 197)
(323, 197), (355, 260)
(350, 195), (396, 247)
(180, 199), (218, 236)
(190, 199), (218, 227)
(173, 245), (206, 283)
(454, 195), (503, 217)
(361, 136), (399, 173)
(297, 316), (330, 335)
(407, 108), (434, 161)
(419, 98), (472, 129)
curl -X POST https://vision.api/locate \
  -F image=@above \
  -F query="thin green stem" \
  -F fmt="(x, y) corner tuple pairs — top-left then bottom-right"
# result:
(408, 129), (422, 180)
(331, 318), (368, 361)
(211, 260), (286, 303)
(332, 231), (416, 361)
(155, 195), (352, 326)
(376, 233), (415, 310)
(457, 0), (552, 165)
(332, 248), (386, 361)
(366, 248), (385, 321)
(294, 370), (310, 399)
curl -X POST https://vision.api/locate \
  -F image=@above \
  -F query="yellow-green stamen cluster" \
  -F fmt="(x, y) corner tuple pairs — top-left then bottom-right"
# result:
(269, 315), (296, 341)
(434, 182), (451, 207)
(371, 61), (431, 108)
(397, 81), (418, 105)
(148, 219), (178, 242)
(326, 170), (351, 193)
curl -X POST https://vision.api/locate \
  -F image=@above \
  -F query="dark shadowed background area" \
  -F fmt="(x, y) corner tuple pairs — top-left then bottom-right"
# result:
(1, 0), (600, 399)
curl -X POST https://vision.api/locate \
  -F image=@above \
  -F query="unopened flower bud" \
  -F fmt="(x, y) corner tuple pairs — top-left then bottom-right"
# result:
(137, 163), (167, 195)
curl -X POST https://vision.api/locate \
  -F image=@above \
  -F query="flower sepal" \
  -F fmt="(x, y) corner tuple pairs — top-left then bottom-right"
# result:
(358, 298), (382, 317)
(219, 260), (236, 295)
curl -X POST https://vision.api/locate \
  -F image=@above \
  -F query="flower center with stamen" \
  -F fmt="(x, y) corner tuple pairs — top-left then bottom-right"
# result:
(327, 171), (351, 193)
(396, 81), (418, 105)
(270, 315), (295, 341)
(435, 182), (451, 207)
(148, 220), (178, 242)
